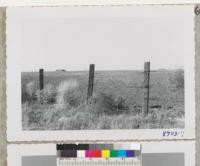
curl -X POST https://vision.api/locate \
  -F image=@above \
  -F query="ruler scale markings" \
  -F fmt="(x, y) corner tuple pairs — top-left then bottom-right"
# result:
(57, 158), (141, 165)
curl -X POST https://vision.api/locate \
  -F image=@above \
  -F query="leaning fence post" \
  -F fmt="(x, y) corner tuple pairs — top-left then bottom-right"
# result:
(143, 62), (150, 116)
(87, 64), (95, 101)
(39, 68), (44, 90)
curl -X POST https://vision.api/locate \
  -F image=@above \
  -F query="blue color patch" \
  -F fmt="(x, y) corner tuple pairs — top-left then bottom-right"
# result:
(126, 150), (135, 157)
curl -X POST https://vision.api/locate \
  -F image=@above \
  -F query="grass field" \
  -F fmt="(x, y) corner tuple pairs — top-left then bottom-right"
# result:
(21, 69), (184, 130)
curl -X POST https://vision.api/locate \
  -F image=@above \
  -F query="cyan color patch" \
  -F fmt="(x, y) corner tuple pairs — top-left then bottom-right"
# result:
(118, 150), (126, 157)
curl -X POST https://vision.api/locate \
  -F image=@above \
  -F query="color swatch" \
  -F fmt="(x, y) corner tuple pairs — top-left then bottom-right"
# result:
(57, 143), (140, 151)
(57, 144), (141, 158)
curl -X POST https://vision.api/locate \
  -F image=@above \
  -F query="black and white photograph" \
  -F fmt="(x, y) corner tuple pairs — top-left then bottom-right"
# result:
(20, 7), (185, 130)
(6, 6), (195, 140)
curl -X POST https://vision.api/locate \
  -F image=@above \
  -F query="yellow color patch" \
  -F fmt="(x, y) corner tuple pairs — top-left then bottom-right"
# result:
(101, 150), (110, 158)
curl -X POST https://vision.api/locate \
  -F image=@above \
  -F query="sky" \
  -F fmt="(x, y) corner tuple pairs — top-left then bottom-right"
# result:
(7, 7), (193, 71)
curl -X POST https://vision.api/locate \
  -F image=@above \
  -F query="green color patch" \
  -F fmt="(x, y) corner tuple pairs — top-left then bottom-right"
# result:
(110, 150), (118, 157)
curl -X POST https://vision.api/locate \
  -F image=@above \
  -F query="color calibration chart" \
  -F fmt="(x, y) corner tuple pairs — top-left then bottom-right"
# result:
(56, 144), (142, 166)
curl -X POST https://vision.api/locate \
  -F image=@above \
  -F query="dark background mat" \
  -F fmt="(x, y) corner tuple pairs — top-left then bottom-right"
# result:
(22, 153), (184, 166)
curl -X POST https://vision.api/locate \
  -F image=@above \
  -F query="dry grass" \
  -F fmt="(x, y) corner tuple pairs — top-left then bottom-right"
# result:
(21, 70), (184, 130)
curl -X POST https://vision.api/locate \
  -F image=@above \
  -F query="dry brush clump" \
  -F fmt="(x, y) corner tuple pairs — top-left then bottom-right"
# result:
(35, 84), (57, 104)
(56, 80), (84, 109)
(91, 92), (129, 115)
(22, 79), (87, 130)
(39, 80), (87, 130)
(50, 90), (133, 130)
(22, 81), (38, 103)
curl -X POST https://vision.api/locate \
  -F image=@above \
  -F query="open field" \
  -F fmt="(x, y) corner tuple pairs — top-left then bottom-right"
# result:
(21, 69), (184, 130)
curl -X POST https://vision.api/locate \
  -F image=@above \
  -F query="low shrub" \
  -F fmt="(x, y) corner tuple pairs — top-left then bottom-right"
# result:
(36, 84), (57, 104)
(56, 80), (83, 109)
(115, 96), (129, 111)
(92, 92), (129, 115)
(22, 81), (37, 103)
(93, 92), (117, 114)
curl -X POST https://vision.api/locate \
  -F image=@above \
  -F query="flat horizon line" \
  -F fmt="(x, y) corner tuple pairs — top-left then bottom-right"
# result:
(21, 68), (184, 73)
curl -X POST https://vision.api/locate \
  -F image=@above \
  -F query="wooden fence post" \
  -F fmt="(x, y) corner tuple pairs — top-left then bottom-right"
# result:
(143, 62), (150, 116)
(87, 64), (95, 101)
(39, 68), (44, 90)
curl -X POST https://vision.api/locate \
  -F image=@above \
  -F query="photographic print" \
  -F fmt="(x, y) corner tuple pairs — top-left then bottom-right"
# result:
(6, 6), (195, 141)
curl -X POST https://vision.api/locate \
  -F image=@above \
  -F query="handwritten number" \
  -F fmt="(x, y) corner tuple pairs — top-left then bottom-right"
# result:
(163, 131), (184, 137)
(195, 6), (200, 16)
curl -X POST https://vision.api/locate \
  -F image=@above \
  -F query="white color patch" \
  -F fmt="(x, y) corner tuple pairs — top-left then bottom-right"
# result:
(77, 151), (85, 158)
